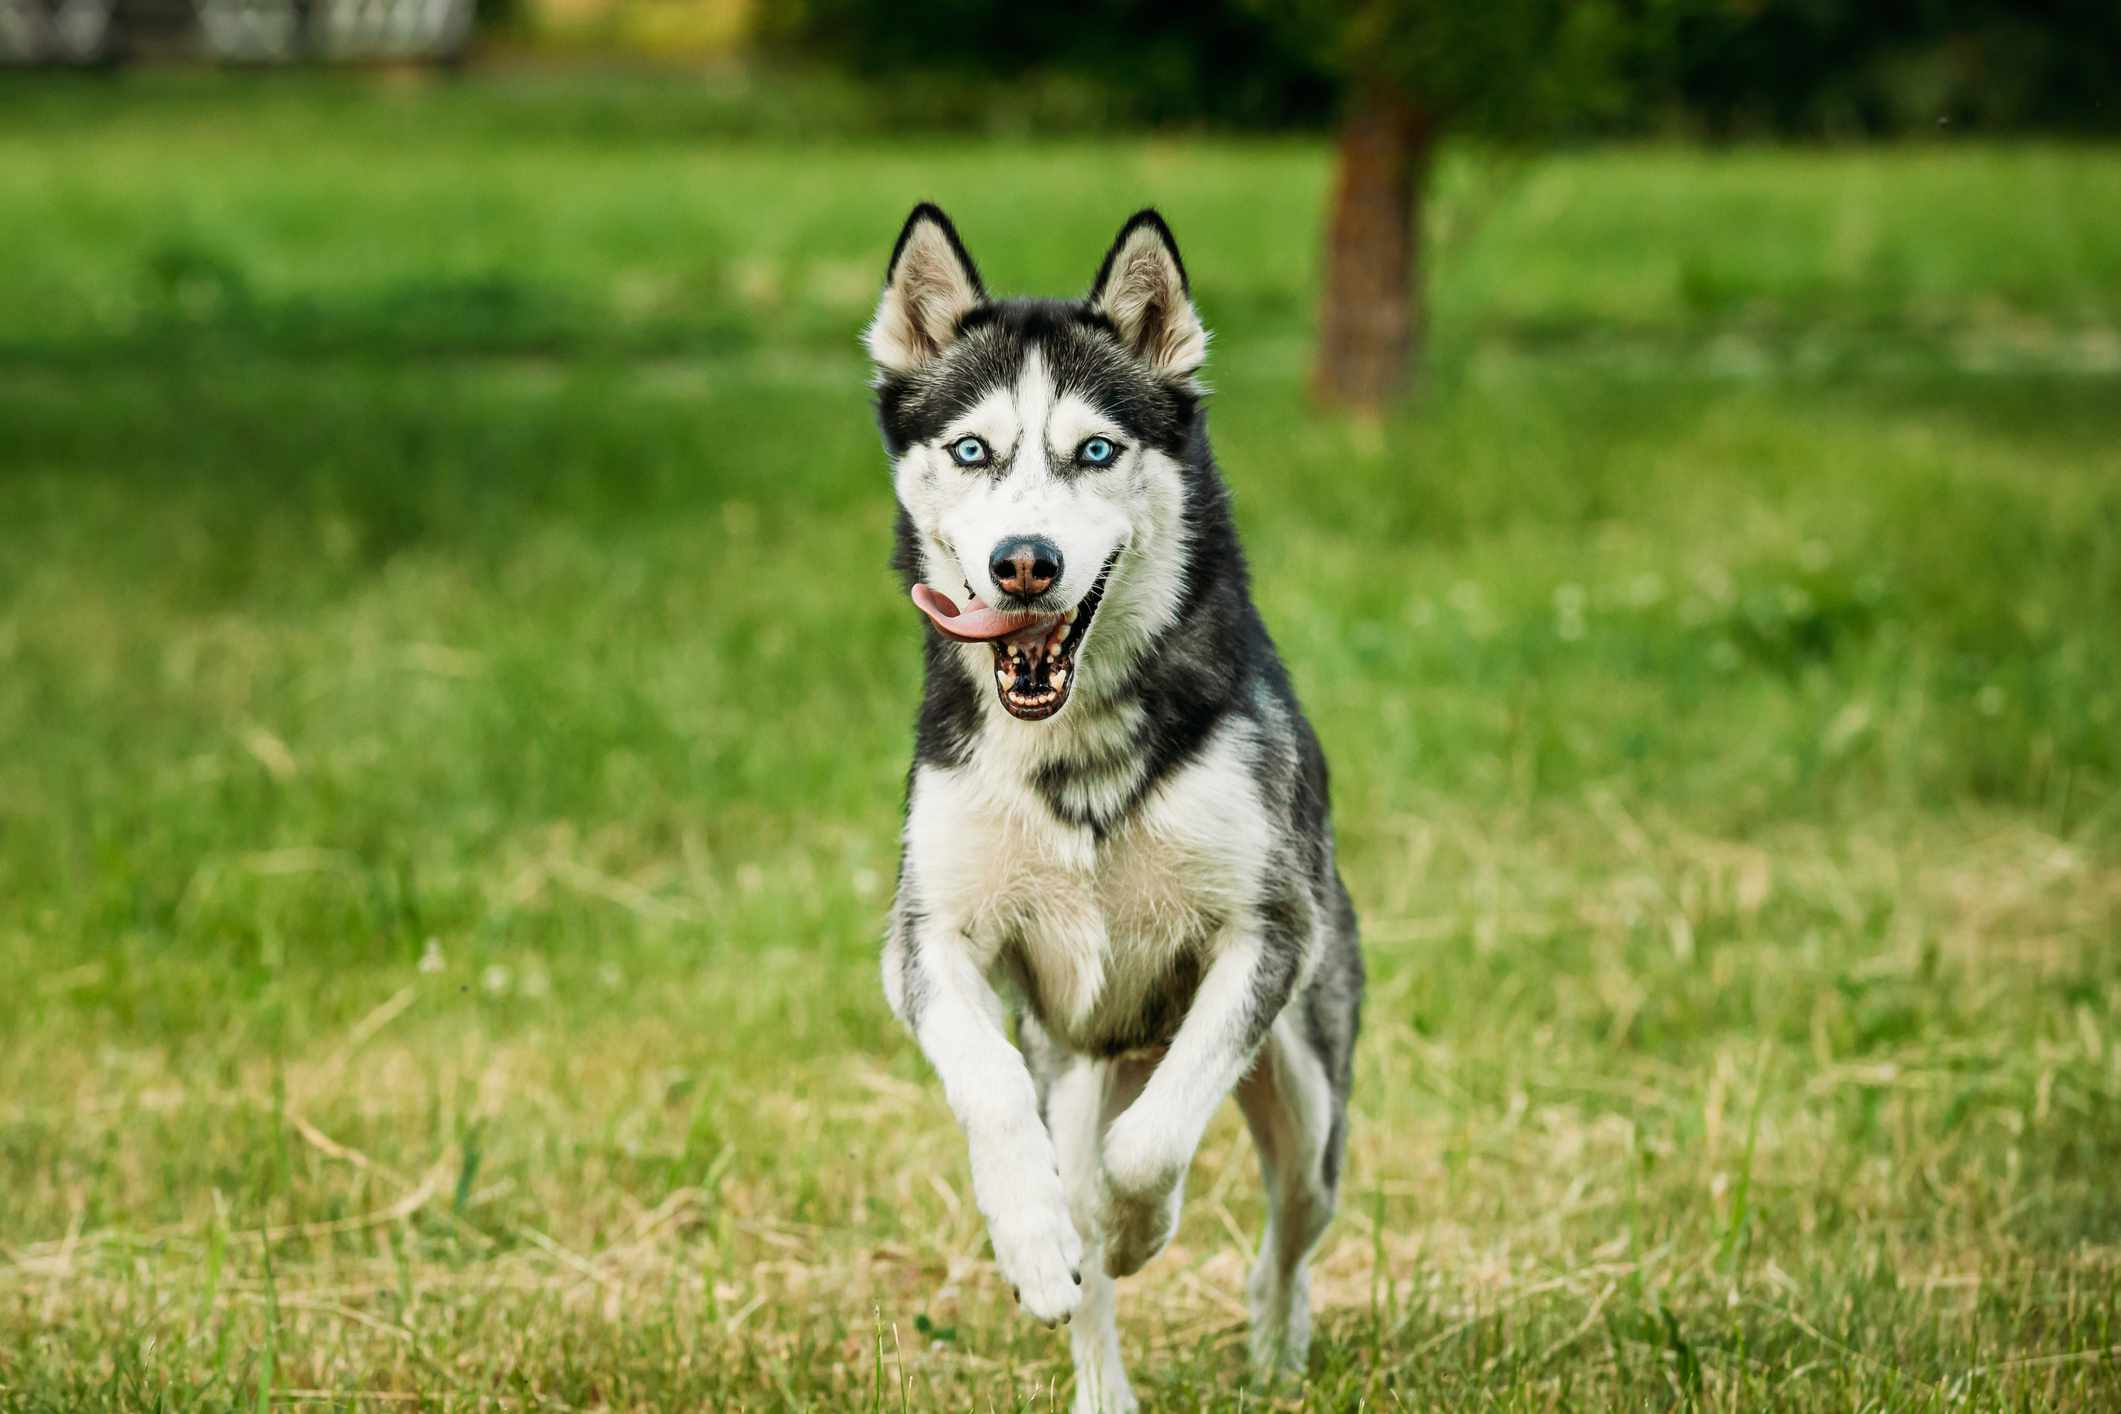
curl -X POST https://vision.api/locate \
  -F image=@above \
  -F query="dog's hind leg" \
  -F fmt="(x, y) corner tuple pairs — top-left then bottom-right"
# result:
(1235, 1011), (1347, 1375)
(1048, 1060), (1139, 1414)
(1239, 887), (1362, 1374)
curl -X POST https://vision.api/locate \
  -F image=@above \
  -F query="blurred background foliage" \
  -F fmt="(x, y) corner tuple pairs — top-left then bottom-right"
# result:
(468, 0), (2121, 405)
(490, 0), (2121, 138)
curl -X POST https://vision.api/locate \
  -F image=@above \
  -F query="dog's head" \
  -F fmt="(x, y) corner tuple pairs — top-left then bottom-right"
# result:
(869, 205), (1208, 723)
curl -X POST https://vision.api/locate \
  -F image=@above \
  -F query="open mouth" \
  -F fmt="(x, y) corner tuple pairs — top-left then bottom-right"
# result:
(909, 554), (1119, 721)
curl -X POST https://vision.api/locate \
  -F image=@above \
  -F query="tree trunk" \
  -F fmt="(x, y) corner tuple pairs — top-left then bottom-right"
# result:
(1311, 85), (1434, 411)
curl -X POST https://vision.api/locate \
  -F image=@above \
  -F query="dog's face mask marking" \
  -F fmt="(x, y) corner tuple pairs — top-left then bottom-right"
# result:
(869, 207), (1208, 723)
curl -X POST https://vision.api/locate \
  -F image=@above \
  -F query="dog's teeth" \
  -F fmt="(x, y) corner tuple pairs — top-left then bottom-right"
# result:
(997, 668), (1009, 683)
(1054, 623), (1070, 644)
(1050, 667), (1067, 688)
(1064, 608), (1078, 623)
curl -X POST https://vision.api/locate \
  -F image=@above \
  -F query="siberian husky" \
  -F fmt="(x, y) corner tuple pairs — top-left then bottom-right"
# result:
(869, 204), (1363, 1410)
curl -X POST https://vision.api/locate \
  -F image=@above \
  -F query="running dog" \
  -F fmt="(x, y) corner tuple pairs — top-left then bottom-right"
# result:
(869, 204), (1363, 1410)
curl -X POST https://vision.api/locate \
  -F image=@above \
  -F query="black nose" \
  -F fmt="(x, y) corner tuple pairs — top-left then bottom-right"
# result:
(989, 536), (1062, 601)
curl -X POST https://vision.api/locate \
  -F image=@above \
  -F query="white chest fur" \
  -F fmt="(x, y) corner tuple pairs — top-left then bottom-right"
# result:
(904, 718), (1271, 1036)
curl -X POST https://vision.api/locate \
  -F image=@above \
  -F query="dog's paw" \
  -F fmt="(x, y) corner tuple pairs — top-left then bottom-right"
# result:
(1247, 1263), (1313, 1375)
(1099, 1184), (1179, 1278)
(1100, 1106), (1186, 1203)
(988, 1197), (1084, 1326)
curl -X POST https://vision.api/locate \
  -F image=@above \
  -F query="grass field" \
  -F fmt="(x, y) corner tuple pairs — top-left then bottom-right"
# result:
(3, 74), (2119, 1410)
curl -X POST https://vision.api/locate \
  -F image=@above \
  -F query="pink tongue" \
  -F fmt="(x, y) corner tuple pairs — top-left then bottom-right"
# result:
(910, 585), (1051, 643)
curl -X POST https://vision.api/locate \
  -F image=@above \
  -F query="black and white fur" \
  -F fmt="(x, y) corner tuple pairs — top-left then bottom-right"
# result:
(869, 205), (1363, 1410)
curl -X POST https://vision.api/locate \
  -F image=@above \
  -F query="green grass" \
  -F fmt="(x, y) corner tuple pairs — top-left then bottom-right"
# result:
(3, 73), (2119, 1410)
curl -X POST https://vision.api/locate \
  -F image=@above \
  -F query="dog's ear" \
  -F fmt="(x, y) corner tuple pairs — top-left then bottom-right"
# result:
(1088, 209), (1207, 378)
(867, 204), (986, 375)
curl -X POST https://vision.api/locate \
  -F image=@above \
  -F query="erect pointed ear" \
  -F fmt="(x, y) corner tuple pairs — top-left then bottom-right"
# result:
(1088, 209), (1207, 378)
(866, 204), (986, 375)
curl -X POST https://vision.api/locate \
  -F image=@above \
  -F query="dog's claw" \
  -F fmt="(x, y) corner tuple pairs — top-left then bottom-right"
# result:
(988, 1175), (1085, 1325)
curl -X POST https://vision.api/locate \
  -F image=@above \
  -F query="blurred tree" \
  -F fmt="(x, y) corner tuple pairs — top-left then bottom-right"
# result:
(1257, 0), (1651, 408)
(779, 0), (1657, 411)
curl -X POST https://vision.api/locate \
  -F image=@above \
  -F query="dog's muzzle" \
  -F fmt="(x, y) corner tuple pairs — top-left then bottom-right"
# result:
(910, 553), (1119, 721)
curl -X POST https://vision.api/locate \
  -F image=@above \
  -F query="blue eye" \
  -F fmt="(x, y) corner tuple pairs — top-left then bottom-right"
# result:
(1080, 437), (1118, 466)
(950, 436), (989, 466)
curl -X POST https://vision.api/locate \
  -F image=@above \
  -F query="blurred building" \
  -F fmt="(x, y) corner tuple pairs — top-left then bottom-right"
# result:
(1, 0), (475, 63)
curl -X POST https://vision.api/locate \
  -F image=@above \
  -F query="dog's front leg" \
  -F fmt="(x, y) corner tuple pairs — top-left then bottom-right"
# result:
(893, 922), (1085, 1325)
(1100, 918), (1300, 1277)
